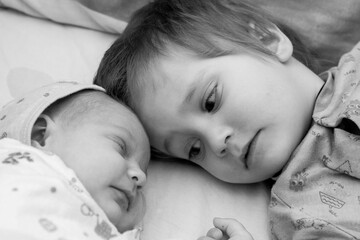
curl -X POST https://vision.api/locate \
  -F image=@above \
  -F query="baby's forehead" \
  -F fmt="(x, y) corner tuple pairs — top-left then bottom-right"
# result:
(106, 102), (150, 150)
(106, 101), (145, 130)
(103, 100), (136, 120)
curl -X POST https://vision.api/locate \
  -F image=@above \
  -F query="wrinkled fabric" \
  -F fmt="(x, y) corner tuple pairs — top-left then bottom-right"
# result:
(269, 42), (360, 240)
(0, 81), (104, 145)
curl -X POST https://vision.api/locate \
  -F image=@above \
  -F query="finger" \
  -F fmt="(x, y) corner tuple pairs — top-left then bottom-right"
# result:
(206, 227), (223, 240)
(213, 218), (254, 240)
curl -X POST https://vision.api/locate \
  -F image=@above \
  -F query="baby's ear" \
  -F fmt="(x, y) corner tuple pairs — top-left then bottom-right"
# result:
(248, 21), (293, 63)
(31, 114), (54, 149)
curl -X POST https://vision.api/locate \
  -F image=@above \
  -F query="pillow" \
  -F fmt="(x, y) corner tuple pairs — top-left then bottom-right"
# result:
(2, 0), (358, 72)
(0, 0), (127, 33)
(253, 0), (360, 72)
(0, 8), (116, 107)
(76, 0), (151, 23)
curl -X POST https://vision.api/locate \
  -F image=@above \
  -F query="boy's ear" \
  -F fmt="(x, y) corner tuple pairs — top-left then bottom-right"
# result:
(31, 114), (55, 149)
(249, 21), (293, 62)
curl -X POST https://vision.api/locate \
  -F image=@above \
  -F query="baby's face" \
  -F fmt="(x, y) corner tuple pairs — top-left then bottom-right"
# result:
(48, 102), (150, 232)
(134, 48), (321, 183)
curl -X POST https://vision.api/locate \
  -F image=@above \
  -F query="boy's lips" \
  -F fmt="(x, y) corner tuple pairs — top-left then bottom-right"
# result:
(243, 130), (261, 169)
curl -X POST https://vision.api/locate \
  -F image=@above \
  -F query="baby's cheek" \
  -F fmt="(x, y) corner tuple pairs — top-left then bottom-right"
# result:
(135, 192), (146, 223)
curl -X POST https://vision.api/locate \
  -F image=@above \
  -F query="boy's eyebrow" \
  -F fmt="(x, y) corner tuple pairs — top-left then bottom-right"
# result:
(184, 88), (196, 104)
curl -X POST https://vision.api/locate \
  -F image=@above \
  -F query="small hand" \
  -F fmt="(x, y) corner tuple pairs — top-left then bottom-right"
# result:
(198, 218), (254, 240)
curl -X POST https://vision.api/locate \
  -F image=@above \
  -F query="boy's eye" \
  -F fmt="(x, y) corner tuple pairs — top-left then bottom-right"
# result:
(203, 83), (219, 112)
(188, 140), (202, 160)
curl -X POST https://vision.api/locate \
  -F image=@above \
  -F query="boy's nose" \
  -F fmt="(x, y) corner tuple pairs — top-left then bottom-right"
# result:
(206, 127), (232, 158)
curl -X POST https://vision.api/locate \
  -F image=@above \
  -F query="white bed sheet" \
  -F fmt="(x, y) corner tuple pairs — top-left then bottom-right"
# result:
(0, 8), (271, 240)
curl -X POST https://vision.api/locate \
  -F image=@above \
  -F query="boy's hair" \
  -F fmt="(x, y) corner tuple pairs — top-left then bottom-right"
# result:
(43, 90), (123, 129)
(94, 0), (319, 107)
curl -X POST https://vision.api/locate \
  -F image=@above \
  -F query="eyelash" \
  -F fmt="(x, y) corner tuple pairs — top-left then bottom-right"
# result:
(188, 139), (202, 161)
(117, 139), (127, 157)
(188, 83), (219, 160)
(204, 83), (218, 112)
(120, 142), (127, 155)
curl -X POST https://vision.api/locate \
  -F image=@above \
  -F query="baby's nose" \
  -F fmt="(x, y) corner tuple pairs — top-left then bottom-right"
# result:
(130, 169), (147, 188)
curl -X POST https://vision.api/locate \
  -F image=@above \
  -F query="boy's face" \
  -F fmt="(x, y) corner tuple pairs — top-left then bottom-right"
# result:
(47, 102), (150, 232)
(135, 49), (322, 183)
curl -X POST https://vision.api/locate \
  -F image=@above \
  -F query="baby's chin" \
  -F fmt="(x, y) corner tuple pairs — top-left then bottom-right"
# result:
(115, 192), (146, 233)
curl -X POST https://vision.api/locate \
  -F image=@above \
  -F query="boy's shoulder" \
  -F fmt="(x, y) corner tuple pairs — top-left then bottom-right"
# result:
(313, 42), (360, 128)
(338, 41), (360, 67)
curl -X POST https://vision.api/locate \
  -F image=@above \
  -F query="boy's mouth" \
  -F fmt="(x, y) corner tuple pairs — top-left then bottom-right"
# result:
(244, 150), (249, 169)
(243, 130), (261, 169)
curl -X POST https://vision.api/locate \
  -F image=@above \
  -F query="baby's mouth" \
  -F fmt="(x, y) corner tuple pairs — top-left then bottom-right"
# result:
(113, 187), (136, 211)
(114, 190), (130, 211)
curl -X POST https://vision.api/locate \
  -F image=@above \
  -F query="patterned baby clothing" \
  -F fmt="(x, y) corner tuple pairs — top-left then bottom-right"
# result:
(0, 138), (141, 240)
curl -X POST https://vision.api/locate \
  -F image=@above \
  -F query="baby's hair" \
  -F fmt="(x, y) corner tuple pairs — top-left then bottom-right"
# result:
(43, 90), (124, 129)
(94, 0), (319, 107)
